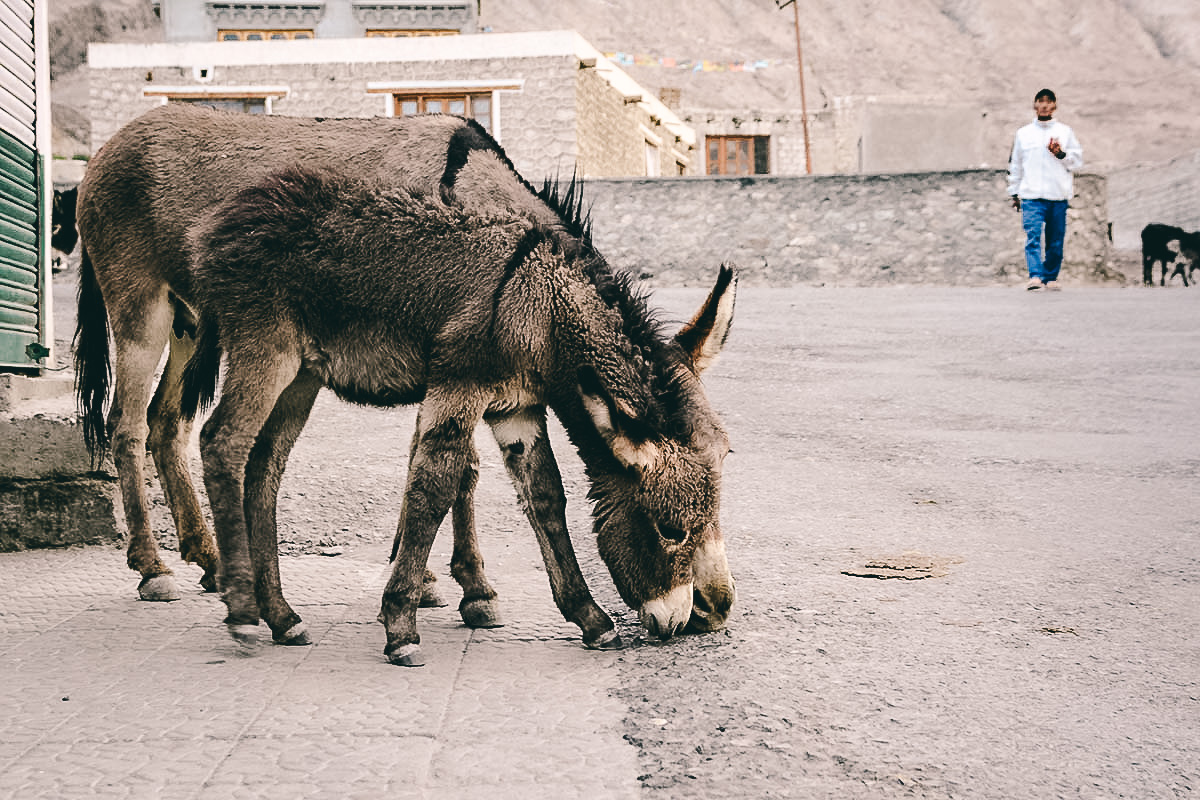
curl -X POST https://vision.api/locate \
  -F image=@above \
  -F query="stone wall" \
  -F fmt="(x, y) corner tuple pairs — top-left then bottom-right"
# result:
(0, 374), (119, 551)
(584, 170), (1116, 287)
(1107, 149), (1200, 250)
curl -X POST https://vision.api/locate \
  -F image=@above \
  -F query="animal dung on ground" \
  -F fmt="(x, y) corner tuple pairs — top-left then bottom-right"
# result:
(842, 550), (962, 580)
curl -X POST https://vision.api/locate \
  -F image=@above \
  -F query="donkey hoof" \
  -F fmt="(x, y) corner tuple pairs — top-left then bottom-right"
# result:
(386, 643), (425, 667)
(584, 629), (623, 651)
(228, 623), (261, 656)
(460, 598), (503, 629)
(273, 622), (311, 646)
(138, 574), (181, 602)
(419, 581), (448, 608)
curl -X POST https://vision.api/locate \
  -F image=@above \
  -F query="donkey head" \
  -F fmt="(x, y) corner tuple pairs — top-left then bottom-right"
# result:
(581, 267), (737, 640)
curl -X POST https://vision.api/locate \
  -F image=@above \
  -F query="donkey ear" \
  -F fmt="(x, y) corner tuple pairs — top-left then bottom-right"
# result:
(675, 265), (737, 374)
(578, 366), (661, 472)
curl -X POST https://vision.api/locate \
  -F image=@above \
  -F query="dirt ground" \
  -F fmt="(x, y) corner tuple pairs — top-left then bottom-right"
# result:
(49, 273), (1199, 797)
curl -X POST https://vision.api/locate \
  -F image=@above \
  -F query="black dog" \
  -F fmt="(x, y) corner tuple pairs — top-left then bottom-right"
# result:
(51, 186), (78, 272)
(1141, 223), (1200, 286)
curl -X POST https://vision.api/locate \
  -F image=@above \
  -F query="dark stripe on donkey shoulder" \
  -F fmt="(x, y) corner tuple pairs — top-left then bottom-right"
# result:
(490, 226), (551, 334)
(440, 119), (512, 205)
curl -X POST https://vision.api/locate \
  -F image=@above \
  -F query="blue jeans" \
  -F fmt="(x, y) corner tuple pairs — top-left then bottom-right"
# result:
(1021, 199), (1068, 282)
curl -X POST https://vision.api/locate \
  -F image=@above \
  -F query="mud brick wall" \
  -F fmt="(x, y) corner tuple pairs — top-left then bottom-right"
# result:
(1107, 149), (1200, 250)
(584, 170), (1115, 287)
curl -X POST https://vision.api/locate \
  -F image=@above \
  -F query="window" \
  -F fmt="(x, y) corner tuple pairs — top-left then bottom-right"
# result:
(173, 97), (267, 114)
(366, 29), (458, 37)
(219, 29), (313, 41)
(143, 86), (289, 115)
(644, 140), (661, 177)
(368, 80), (522, 139)
(706, 135), (770, 175)
(394, 92), (492, 133)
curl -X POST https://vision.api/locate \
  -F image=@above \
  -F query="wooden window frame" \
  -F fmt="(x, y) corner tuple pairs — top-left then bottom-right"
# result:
(365, 29), (459, 37)
(706, 135), (770, 176)
(367, 80), (523, 141)
(218, 29), (314, 41)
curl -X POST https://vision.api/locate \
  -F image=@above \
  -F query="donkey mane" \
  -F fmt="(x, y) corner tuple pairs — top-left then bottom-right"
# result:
(533, 175), (693, 435)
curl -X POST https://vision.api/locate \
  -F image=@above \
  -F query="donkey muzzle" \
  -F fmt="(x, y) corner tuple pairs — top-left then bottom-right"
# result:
(639, 583), (693, 640)
(686, 535), (736, 632)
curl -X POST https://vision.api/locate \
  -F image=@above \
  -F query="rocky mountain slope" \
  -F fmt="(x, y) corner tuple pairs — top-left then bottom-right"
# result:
(49, 0), (1200, 170)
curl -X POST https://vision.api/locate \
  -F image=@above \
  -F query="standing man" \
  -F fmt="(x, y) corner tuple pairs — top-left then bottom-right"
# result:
(1007, 89), (1083, 291)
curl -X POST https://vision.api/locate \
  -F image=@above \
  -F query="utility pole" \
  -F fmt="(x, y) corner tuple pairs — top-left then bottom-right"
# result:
(776, 0), (812, 174)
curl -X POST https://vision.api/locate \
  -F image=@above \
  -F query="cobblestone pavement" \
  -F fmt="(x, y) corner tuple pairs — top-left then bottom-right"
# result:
(3, 284), (1198, 798)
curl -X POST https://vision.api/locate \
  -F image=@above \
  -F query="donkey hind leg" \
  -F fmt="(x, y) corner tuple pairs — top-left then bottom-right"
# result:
(379, 390), (486, 666)
(449, 438), (502, 629)
(200, 346), (303, 652)
(147, 320), (220, 593)
(109, 294), (179, 601)
(243, 369), (323, 646)
(388, 415), (455, 609)
(489, 408), (620, 650)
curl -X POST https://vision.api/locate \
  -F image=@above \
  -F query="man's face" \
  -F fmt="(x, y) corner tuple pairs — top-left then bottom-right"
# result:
(1034, 96), (1057, 120)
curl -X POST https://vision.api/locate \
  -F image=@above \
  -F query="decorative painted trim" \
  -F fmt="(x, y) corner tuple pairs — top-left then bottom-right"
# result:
(205, 2), (325, 29)
(351, 1), (474, 32)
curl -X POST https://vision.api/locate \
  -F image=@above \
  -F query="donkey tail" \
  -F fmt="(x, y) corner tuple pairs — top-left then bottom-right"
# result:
(73, 244), (110, 461)
(180, 315), (221, 422)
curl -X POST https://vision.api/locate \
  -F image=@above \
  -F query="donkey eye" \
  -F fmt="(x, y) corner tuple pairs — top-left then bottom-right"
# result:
(657, 522), (687, 543)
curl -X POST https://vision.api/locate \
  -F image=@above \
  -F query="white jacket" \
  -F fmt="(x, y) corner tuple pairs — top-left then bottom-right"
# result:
(1006, 118), (1083, 201)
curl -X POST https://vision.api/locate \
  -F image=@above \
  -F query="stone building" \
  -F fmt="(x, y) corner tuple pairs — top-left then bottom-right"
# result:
(676, 95), (991, 178)
(87, 7), (696, 181)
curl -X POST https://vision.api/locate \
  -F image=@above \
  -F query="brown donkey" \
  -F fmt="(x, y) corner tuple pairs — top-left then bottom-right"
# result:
(76, 105), (737, 665)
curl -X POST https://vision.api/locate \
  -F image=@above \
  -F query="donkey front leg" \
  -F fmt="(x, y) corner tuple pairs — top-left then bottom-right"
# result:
(379, 392), (484, 666)
(448, 438), (502, 629)
(200, 348), (303, 651)
(243, 369), (323, 645)
(388, 415), (461, 609)
(489, 407), (619, 650)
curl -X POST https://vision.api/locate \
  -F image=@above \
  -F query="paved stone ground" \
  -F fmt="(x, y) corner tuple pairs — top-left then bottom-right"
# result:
(3, 283), (1198, 798)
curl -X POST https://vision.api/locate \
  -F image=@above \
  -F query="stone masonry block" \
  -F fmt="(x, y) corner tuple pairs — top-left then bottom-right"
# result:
(0, 374), (100, 480)
(1, 374), (120, 550)
(0, 476), (121, 551)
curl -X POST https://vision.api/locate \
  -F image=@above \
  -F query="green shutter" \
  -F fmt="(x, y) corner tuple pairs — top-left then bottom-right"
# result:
(0, 0), (43, 369)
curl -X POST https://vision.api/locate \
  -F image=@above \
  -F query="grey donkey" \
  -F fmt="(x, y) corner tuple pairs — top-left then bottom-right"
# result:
(75, 105), (736, 665)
